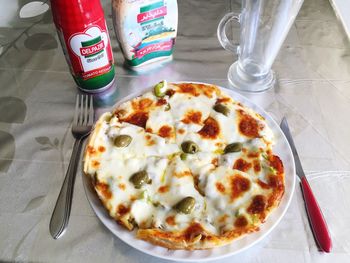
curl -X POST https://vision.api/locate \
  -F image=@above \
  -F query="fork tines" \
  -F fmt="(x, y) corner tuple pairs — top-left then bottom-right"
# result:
(74, 94), (94, 126)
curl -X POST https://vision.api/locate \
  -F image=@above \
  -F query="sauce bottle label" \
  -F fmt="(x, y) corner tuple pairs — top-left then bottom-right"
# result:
(69, 25), (112, 80)
(52, 0), (115, 92)
(117, 0), (178, 67)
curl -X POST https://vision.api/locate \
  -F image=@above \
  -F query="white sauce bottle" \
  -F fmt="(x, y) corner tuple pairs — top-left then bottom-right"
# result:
(112, 0), (178, 69)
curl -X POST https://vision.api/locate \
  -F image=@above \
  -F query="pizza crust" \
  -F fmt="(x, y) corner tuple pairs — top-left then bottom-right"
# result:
(136, 223), (260, 250)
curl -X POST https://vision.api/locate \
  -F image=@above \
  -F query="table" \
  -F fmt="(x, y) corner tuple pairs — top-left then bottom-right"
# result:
(1, 0), (350, 262)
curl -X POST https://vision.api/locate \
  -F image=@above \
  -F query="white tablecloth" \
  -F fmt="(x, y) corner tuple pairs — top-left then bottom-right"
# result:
(0, 0), (350, 262)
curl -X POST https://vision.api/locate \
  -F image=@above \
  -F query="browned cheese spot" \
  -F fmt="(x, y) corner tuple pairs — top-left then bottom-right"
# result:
(234, 215), (248, 228)
(165, 216), (176, 226)
(216, 182), (226, 193)
(198, 117), (220, 139)
(182, 110), (202, 124)
(230, 174), (251, 201)
(98, 146), (106, 152)
(158, 125), (173, 138)
(247, 195), (266, 214)
(233, 158), (252, 172)
(96, 182), (112, 199)
(238, 110), (263, 138)
(158, 185), (169, 193)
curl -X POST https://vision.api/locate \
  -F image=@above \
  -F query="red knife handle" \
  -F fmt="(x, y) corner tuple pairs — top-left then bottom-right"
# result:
(300, 176), (332, 253)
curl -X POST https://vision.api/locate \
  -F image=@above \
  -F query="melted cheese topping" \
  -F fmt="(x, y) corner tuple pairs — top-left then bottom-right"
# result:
(84, 82), (284, 244)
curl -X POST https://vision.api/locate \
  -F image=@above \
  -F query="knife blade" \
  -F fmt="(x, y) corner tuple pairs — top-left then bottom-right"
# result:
(280, 117), (332, 253)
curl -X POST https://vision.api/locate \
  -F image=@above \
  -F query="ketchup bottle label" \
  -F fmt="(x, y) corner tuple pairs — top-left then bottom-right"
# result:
(69, 25), (111, 80)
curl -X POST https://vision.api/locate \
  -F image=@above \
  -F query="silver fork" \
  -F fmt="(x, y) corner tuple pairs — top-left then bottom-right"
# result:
(49, 94), (94, 239)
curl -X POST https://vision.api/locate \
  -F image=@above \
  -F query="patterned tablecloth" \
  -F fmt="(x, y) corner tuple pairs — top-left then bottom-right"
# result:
(1, 0), (350, 262)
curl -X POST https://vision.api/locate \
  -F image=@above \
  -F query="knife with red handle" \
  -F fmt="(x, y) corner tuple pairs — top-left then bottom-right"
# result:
(280, 117), (332, 253)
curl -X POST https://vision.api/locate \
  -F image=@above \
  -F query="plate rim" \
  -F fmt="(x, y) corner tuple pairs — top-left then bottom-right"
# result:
(81, 81), (296, 262)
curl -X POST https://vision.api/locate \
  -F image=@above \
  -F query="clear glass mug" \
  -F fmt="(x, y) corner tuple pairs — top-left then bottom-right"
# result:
(218, 0), (304, 92)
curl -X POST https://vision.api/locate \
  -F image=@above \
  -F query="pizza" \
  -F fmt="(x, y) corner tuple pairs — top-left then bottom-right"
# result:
(83, 81), (285, 250)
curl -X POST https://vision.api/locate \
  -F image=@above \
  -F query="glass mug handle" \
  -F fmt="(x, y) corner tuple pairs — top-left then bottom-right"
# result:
(217, 12), (241, 54)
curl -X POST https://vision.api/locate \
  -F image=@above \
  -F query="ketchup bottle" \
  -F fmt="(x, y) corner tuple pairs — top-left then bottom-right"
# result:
(51, 0), (115, 92)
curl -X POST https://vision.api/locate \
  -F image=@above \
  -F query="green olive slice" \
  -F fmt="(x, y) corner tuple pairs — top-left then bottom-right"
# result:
(181, 141), (199, 154)
(180, 153), (188, 160)
(129, 171), (151, 189)
(224, 142), (243, 154)
(164, 103), (171, 111)
(213, 104), (230, 116)
(114, 135), (132, 147)
(174, 196), (195, 214)
(154, 81), (167, 97)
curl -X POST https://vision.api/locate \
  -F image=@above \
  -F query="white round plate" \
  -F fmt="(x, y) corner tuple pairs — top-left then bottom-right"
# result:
(82, 82), (296, 262)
